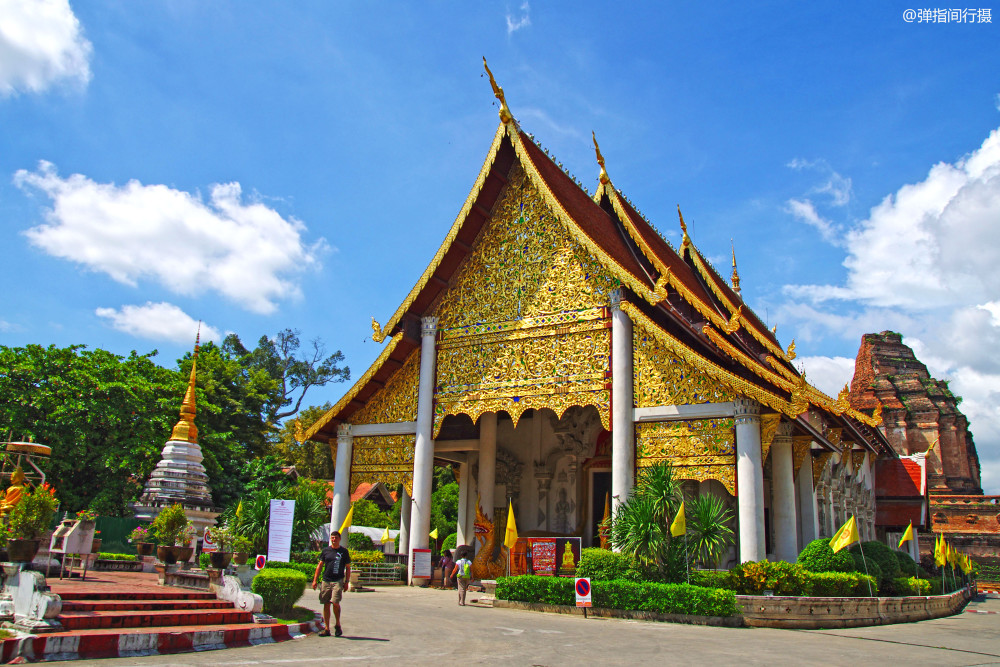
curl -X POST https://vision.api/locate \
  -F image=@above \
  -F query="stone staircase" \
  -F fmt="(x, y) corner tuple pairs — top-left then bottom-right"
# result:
(0, 572), (319, 662)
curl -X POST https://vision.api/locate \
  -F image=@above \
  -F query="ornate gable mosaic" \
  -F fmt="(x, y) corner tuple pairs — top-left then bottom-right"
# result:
(432, 162), (618, 435)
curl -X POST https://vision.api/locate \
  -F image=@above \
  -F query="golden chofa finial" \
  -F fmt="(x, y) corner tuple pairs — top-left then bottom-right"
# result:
(730, 240), (742, 297)
(483, 57), (513, 124)
(170, 329), (200, 443)
(592, 131), (610, 185)
(677, 205), (691, 248)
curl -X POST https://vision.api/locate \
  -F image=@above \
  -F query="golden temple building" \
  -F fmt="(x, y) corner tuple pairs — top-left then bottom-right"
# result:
(303, 62), (892, 581)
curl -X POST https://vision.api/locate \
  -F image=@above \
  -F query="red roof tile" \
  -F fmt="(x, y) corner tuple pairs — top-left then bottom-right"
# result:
(876, 457), (924, 497)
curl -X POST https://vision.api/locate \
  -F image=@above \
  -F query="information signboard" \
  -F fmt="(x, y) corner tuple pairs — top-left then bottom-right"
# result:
(202, 526), (218, 553)
(411, 548), (432, 578)
(267, 499), (295, 564)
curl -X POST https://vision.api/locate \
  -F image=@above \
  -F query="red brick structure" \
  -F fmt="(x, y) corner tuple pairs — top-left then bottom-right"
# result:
(851, 331), (999, 565)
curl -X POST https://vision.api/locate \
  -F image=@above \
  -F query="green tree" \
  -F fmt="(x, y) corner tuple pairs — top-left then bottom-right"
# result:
(269, 403), (335, 479)
(610, 463), (684, 577)
(0, 344), (177, 516)
(352, 498), (392, 529)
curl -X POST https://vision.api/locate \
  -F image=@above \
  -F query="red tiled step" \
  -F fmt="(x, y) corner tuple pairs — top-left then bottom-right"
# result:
(62, 598), (235, 612)
(58, 608), (254, 631)
(56, 589), (218, 601)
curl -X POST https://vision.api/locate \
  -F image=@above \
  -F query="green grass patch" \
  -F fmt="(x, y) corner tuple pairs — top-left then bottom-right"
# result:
(0, 629), (13, 640)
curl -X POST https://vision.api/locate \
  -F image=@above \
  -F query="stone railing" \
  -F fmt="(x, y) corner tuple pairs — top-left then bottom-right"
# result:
(738, 587), (973, 628)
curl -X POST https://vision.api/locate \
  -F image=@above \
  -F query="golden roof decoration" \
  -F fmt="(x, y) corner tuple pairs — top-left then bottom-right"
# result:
(483, 57), (513, 124)
(372, 317), (386, 344)
(730, 241), (742, 296)
(170, 329), (200, 443)
(833, 384), (851, 415)
(786, 339), (797, 361)
(592, 131), (610, 185)
(678, 205), (690, 248)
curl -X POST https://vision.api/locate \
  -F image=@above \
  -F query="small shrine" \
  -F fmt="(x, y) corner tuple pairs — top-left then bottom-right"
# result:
(133, 334), (219, 541)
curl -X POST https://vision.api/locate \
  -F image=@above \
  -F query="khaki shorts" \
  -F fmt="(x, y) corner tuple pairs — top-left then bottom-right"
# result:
(319, 580), (345, 604)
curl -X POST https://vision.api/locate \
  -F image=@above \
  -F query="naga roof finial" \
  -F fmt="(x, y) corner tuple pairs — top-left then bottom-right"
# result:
(678, 205), (690, 248)
(592, 131), (610, 185)
(730, 240), (742, 297)
(483, 57), (513, 124)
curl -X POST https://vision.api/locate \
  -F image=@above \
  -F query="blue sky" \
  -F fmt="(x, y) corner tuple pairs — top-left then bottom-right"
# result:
(2, 2), (998, 492)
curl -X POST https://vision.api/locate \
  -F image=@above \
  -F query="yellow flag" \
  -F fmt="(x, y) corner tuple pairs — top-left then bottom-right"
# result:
(338, 504), (354, 534)
(830, 515), (859, 553)
(934, 534), (946, 566)
(897, 522), (913, 548)
(235, 500), (243, 519)
(670, 501), (686, 537)
(429, 528), (438, 540)
(381, 525), (390, 543)
(503, 499), (519, 550)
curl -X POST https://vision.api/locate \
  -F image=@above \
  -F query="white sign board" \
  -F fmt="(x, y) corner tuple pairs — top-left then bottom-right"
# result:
(575, 577), (592, 608)
(202, 526), (218, 553)
(267, 499), (296, 564)
(411, 548), (432, 578)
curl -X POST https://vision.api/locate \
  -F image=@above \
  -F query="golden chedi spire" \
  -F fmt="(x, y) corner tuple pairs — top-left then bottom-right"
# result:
(170, 329), (200, 443)
(483, 57), (513, 124)
(730, 240), (742, 298)
(592, 131), (610, 185)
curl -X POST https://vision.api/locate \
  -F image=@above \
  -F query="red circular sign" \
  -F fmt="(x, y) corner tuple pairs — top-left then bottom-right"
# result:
(575, 578), (590, 596)
(255, 554), (267, 570)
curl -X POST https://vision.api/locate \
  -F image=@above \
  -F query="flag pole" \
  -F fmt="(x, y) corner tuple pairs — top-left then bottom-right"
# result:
(684, 532), (690, 585)
(857, 540), (874, 597)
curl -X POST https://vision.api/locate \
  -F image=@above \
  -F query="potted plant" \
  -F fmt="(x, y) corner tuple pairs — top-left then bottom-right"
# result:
(231, 535), (253, 565)
(7, 483), (59, 562)
(150, 503), (189, 564)
(129, 525), (155, 556)
(206, 524), (234, 569)
(173, 524), (196, 563)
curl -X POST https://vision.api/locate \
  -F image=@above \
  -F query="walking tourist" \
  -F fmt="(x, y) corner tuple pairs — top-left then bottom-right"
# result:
(440, 549), (454, 589)
(312, 531), (351, 637)
(451, 553), (473, 606)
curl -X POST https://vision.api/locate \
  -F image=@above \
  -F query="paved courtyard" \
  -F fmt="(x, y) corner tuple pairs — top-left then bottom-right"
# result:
(82, 587), (1000, 666)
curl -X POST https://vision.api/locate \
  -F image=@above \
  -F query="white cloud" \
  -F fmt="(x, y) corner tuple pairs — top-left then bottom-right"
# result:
(785, 198), (840, 245)
(96, 302), (222, 344)
(15, 161), (327, 314)
(780, 125), (1000, 494)
(786, 158), (852, 206)
(506, 2), (531, 35)
(0, 0), (91, 96)
(0, 319), (12, 332)
(796, 355), (856, 397)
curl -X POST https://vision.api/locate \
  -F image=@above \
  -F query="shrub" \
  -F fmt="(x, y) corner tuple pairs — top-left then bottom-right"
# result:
(893, 550), (924, 577)
(350, 550), (385, 565)
(443, 533), (457, 551)
(150, 504), (189, 546)
(290, 551), (321, 563)
(264, 561), (316, 577)
(808, 571), (877, 596)
(251, 567), (308, 614)
(731, 560), (809, 596)
(97, 553), (137, 561)
(199, 553), (210, 569)
(577, 548), (649, 582)
(851, 541), (900, 582)
(797, 538), (856, 573)
(348, 532), (375, 551)
(128, 525), (152, 543)
(495, 575), (738, 617)
(690, 570), (733, 590)
(892, 576), (932, 596)
(8, 483), (59, 540)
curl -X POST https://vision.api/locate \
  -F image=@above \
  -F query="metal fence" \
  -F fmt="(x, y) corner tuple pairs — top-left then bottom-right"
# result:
(93, 516), (143, 554)
(355, 562), (407, 583)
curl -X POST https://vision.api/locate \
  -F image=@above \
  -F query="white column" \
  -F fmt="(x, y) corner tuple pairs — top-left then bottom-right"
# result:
(734, 398), (764, 562)
(398, 488), (411, 555)
(330, 424), (353, 531)
(796, 449), (818, 548)
(456, 461), (471, 545)
(407, 316), (438, 584)
(910, 526), (920, 563)
(478, 412), (497, 520)
(466, 452), (479, 552)
(611, 288), (634, 517)
(771, 423), (797, 563)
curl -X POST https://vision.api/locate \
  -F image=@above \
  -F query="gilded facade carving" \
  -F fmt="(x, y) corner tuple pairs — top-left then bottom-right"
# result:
(431, 162), (615, 435)
(348, 349), (421, 492)
(792, 436), (813, 474)
(759, 414), (782, 463)
(633, 327), (736, 408)
(813, 451), (834, 488)
(636, 419), (736, 494)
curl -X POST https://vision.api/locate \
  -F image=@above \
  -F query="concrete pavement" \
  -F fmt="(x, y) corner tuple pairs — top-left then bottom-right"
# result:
(76, 587), (1000, 666)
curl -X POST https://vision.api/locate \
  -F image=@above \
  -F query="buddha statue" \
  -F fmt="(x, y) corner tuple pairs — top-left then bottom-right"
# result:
(0, 467), (27, 517)
(561, 541), (575, 571)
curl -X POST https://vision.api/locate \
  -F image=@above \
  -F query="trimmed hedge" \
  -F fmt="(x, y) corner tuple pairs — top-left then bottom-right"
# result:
(693, 561), (878, 597)
(851, 541), (900, 582)
(892, 576), (932, 596)
(577, 548), (650, 582)
(264, 560), (316, 577)
(251, 567), (308, 614)
(290, 549), (384, 565)
(443, 533), (457, 551)
(97, 553), (137, 561)
(690, 570), (733, 590)
(495, 575), (738, 617)
(348, 533), (375, 551)
(807, 571), (878, 596)
(730, 560), (807, 596)
(797, 538), (856, 573)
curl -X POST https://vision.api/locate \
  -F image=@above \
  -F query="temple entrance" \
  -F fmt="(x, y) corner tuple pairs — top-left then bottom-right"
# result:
(588, 470), (611, 546)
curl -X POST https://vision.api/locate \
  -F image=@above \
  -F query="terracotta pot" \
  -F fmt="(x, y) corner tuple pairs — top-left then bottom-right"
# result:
(208, 551), (233, 569)
(170, 546), (194, 563)
(232, 552), (250, 565)
(7, 538), (41, 563)
(90, 538), (102, 554)
(136, 542), (155, 557)
(157, 545), (177, 564)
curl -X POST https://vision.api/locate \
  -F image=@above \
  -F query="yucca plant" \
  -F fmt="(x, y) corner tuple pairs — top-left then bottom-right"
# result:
(686, 494), (735, 568)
